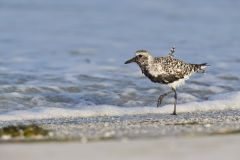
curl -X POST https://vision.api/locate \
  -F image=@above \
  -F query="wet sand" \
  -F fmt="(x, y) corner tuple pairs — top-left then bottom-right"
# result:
(1, 109), (240, 142)
(38, 109), (240, 140)
(0, 109), (240, 160)
(0, 135), (240, 160)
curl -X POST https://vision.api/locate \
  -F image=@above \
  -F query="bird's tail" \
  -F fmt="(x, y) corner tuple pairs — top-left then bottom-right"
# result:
(193, 63), (210, 73)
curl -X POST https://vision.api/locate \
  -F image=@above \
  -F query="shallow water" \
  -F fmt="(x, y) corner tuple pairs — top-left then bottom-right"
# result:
(0, 0), (240, 120)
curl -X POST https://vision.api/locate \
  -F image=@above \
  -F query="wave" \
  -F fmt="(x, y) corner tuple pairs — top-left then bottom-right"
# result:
(0, 91), (239, 121)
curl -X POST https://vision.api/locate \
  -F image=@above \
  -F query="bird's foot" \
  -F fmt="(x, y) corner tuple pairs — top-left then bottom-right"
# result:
(171, 112), (177, 115)
(157, 91), (173, 108)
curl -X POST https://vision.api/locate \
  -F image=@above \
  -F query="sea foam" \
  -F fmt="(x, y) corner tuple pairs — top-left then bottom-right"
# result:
(0, 91), (239, 121)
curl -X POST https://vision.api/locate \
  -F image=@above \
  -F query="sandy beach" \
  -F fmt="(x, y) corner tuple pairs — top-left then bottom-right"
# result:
(0, 109), (240, 160)
(1, 135), (239, 160)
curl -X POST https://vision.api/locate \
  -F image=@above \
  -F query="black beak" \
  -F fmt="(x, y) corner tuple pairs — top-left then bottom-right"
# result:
(124, 56), (137, 64)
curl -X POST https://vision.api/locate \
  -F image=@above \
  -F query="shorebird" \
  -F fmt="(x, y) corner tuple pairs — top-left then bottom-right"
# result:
(125, 47), (208, 115)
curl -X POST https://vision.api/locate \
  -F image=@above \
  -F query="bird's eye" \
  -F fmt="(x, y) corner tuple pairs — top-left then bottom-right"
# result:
(138, 55), (143, 58)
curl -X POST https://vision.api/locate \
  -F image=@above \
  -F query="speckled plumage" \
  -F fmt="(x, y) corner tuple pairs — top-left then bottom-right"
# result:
(125, 47), (208, 115)
(143, 54), (206, 88)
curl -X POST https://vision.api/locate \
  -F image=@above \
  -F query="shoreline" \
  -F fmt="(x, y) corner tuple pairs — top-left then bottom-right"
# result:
(1, 109), (240, 143)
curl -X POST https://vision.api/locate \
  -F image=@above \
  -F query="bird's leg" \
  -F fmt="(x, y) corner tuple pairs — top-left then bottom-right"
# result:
(172, 88), (177, 115)
(157, 90), (173, 108)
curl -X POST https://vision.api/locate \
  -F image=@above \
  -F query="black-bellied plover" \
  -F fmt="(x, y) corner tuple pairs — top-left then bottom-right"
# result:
(125, 47), (208, 115)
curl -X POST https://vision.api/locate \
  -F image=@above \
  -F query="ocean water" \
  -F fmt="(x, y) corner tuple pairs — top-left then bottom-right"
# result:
(0, 0), (240, 121)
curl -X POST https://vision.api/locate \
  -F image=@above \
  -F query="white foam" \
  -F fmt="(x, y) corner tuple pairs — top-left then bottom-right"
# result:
(0, 91), (240, 121)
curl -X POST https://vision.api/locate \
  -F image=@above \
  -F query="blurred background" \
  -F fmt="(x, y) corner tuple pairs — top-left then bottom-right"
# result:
(0, 0), (239, 114)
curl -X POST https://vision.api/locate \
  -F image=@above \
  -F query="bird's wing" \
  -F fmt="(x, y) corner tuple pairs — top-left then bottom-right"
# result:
(153, 57), (190, 83)
(160, 73), (184, 83)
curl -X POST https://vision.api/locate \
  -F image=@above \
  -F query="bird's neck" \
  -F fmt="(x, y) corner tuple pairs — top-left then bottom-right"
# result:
(139, 64), (148, 74)
(138, 61), (152, 75)
(138, 56), (154, 74)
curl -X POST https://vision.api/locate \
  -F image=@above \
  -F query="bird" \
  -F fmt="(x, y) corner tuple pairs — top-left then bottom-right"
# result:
(124, 47), (208, 115)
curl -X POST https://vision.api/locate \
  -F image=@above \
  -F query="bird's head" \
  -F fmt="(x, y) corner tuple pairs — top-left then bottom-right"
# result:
(125, 50), (153, 66)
